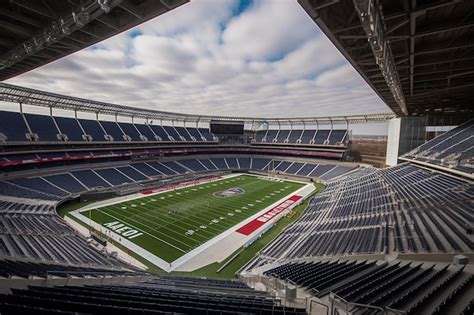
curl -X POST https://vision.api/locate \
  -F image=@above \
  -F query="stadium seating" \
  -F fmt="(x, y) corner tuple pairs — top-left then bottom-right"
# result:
(77, 118), (107, 141)
(253, 128), (347, 146)
(0, 278), (306, 314)
(0, 153), (356, 268)
(54, 116), (84, 141)
(0, 214), (122, 266)
(24, 113), (61, 142)
(134, 123), (157, 141)
(0, 258), (139, 278)
(0, 111), (31, 142)
(403, 119), (473, 174)
(70, 170), (112, 189)
(0, 107), (471, 315)
(0, 156), (354, 205)
(260, 163), (472, 261)
(94, 168), (134, 186)
(263, 260), (472, 314)
(0, 110), (218, 144)
(264, 261), (474, 314)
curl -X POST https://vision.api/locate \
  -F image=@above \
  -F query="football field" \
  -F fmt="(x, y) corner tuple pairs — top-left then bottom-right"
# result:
(77, 174), (305, 264)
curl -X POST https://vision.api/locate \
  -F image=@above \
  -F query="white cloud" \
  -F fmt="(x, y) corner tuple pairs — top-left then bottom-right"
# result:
(6, 0), (389, 120)
(221, 0), (317, 61)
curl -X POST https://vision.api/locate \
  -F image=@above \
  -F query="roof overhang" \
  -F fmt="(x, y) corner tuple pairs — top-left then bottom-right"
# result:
(299, 0), (474, 118)
(0, 0), (189, 80)
(0, 82), (395, 125)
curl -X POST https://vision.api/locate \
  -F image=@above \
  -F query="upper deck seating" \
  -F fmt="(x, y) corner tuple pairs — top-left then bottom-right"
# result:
(54, 116), (84, 141)
(118, 122), (141, 141)
(263, 260), (472, 314)
(135, 123), (157, 141)
(100, 121), (125, 141)
(23, 113), (60, 142)
(148, 124), (169, 141)
(0, 111), (30, 142)
(0, 111), (217, 144)
(259, 163), (472, 262)
(163, 126), (182, 141)
(252, 128), (347, 146)
(77, 118), (106, 141)
(174, 126), (193, 141)
(403, 119), (473, 174)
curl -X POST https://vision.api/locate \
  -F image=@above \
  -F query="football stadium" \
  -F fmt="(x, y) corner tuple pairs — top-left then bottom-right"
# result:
(0, 0), (472, 314)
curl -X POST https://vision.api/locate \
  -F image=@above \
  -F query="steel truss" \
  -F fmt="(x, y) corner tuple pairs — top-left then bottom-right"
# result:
(0, 82), (395, 126)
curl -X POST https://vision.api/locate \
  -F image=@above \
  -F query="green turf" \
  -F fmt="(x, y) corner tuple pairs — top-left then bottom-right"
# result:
(79, 175), (305, 263)
(173, 182), (325, 279)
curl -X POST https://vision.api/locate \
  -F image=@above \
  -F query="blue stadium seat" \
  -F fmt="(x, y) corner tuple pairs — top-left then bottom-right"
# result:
(77, 119), (106, 141)
(251, 158), (271, 170)
(225, 157), (239, 169)
(24, 113), (61, 142)
(238, 157), (251, 169)
(276, 130), (290, 143)
(116, 166), (149, 181)
(179, 159), (206, 172)
(174, 126), (193, 141)
(95, 168), (134, 185)
(163, 126), (182, 141)
(100, 121), (125, 141)
(186, 127), (203, 141)
(0, 111), (30, 142)
(328, 130), (347, 145)
(54, 116), (85, 141)
(287, 130), (303, 143)
(118, 122), (142, 141)
(135, 123), (157, 141)
(162, 161), (187, 174)
(210, 158), (228, 169)
(300, 130), (317, 144)
(131, 163), (162, 177)
(71, 170), (111, 188)
(284, 162), (304, 174)
(264, 130), (278, 142)
(314, 130), (330, 144)
(43, 173), (87, 193)
(146, 162), (176, 175)
(198, 159), (217, 170)
(148, 124), (169, 141)
(199, 128), (215, 141)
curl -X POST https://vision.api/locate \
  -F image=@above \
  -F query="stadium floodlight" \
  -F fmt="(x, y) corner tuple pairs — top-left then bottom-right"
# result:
(0, 0), (124, 71)
(353, 0), (408, 116)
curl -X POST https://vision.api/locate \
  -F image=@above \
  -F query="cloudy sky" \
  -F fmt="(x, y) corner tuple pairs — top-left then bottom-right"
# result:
(7, 0), (390, 119)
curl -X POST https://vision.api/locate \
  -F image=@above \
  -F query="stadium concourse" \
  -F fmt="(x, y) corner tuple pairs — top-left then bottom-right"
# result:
(0, 0), (473, 314)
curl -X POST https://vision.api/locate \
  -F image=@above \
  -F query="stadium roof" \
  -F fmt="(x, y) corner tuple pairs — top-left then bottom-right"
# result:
(0, 82), (395, 125)
(299, 0), (474, 118)
(0, 0), (188, 80)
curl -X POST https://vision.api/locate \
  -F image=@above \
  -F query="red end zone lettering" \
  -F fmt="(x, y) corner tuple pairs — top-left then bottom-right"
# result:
(236, 195), (302, 236)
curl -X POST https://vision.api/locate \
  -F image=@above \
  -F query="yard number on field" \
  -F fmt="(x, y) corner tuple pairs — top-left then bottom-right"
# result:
(103, 221), (143, 239)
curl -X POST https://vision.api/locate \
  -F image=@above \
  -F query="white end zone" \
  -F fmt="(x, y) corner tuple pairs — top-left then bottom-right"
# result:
(68, 173), (315, 272)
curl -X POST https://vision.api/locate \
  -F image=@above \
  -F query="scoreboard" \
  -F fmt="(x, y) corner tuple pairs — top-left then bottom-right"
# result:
(210, 120), (244, 135)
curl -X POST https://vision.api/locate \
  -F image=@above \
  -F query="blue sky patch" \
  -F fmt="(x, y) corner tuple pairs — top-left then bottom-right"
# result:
(129, 29), (143, 38)
(233, 0), (253, 16)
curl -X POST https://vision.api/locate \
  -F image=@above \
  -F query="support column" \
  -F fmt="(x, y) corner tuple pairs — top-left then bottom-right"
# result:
(386, 116), (427, 166)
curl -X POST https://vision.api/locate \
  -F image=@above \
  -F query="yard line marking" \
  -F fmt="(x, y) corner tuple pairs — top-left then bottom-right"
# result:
(101, 205), (200, 248)
(94, 208), (187, 253)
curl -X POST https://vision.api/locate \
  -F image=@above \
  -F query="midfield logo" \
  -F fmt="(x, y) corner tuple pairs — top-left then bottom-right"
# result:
(213, 187), (245, 198)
